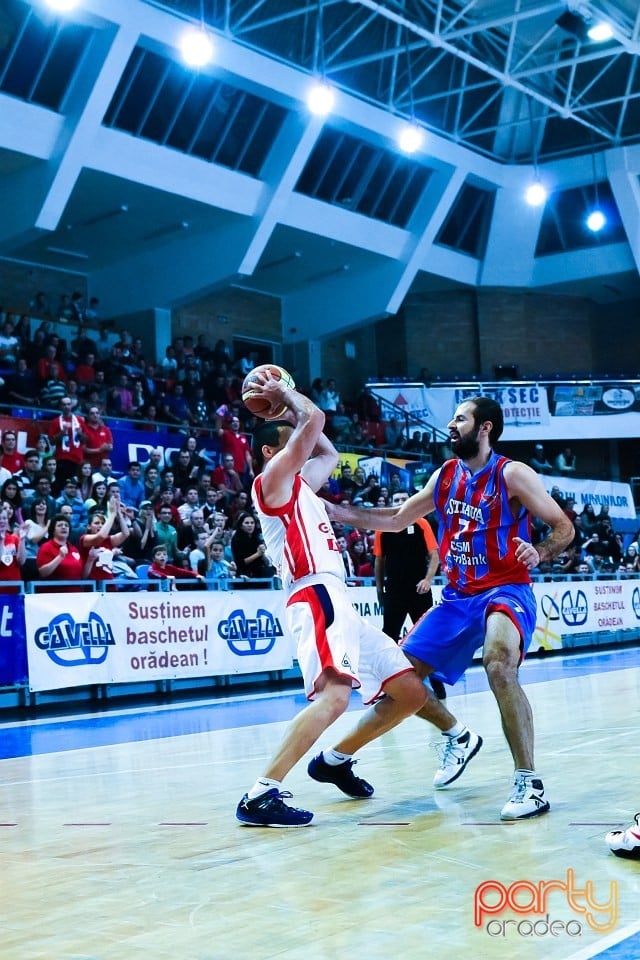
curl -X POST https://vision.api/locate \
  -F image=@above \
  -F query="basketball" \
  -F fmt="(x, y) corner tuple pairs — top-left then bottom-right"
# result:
(241, 364), (295, 419)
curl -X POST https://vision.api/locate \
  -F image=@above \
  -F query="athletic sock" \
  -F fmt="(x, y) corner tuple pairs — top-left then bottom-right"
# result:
(442, 722), (466, 738)
(323, 749), (353, 766)
(247, 778), (281, 800)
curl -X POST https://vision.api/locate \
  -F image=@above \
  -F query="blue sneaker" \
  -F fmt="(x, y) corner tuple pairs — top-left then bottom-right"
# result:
(307, 753), (374, 799)
(236, 789), (313, 827)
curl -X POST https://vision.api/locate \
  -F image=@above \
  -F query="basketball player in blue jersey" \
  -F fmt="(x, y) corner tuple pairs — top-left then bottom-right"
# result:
(329, 396), (574, 820)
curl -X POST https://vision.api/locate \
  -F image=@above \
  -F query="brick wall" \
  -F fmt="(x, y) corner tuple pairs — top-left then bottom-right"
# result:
(173, 288), (281, 363)
(319, 288), (639, 401)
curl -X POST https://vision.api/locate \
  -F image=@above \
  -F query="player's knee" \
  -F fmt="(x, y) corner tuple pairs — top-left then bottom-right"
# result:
(319, 677), (352, 718)
(483, 656), (517, 691)
(401, 673), (428, 713)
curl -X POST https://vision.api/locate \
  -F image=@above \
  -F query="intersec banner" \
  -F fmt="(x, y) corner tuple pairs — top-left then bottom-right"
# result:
(25, 591), (296, 692)
(373, 382), (640, 440)
(370, 383), (550, 430)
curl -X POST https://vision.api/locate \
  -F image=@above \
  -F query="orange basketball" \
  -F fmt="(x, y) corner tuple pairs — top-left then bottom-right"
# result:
(241, 364), (295, 419)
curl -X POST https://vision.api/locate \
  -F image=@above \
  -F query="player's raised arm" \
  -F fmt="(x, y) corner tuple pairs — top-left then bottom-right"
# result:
(327, 468), (440, 532)
(252, 375), (337, 507)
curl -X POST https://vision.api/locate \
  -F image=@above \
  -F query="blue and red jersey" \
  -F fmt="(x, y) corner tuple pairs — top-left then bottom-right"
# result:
(433, 452), (531, 594)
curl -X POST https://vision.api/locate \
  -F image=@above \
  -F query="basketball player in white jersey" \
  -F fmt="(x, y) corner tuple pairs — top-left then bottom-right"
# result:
(236, 371), (426, 826)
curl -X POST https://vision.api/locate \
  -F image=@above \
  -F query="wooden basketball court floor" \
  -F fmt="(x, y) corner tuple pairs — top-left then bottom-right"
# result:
(1, 646), (639, 960)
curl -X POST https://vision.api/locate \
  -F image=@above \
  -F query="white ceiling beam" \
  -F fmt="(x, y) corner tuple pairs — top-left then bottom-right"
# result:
(606, 148), (640, 274)
(238, 113), (325, 276)
(36, 18), (140, 231)
(386, 165), (469, 314)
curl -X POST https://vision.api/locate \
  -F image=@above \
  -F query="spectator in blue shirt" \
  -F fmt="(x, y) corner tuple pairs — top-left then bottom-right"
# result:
(55, 478), (88, 534)
(118, 461), (145, 511)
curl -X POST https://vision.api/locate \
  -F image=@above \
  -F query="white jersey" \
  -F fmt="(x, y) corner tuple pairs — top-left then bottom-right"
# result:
(252, 473), (345, 592)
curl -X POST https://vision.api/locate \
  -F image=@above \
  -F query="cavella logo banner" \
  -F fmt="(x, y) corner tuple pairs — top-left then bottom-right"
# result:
(25, 592), (296, 692)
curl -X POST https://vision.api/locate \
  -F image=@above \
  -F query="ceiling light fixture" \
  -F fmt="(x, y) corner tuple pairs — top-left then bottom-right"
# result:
(307, 81), (335, 116)
(180, 0), (214, 68)
(143, 221), (190, 242)
(396, 28), (425, 155)
(586, 209), (606, 232)
(307, 1), (334, 116)
(397, 123), (424, 155)
(555, 9), (590, 42)
(525, 180), (548, 207)
(587, 21), (614, 43)
(586, 151), (607, 232)
(180, 26), (214, 68)
(77, 204), (129, 228)
(555, 6), (614, 44)
(46, 246), (89, 260)
(258, 251), (303, 271)
(46, 0), (80, 11)
(524, 99), (548, 207)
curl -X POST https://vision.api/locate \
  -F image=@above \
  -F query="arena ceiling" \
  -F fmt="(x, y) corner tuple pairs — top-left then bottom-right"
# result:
(157, 0), (640, 163)
(0, 0), (639, 342)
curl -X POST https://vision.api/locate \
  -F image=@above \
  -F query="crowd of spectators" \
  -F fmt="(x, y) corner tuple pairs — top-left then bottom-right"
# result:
(0, 293), (636, 592)
(0, 294), (284, 590)
(0, 426), (281, 591)
(529, 490), (636, 577)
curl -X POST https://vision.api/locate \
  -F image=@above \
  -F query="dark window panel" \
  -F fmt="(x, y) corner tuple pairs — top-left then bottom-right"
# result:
(1, 11), (50, 101)
(436, 182), (495, 258)
(104, 48), (285, 177)
(141, 63), (193, 143)
(33, 27), (88, 111)
(536, 181), (625, 256)
(296, 126), (430, 227)
(164, 74), (211, 151)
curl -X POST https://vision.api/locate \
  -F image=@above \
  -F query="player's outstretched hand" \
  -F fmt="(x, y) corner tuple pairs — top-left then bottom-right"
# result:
(513, 536), (540, 570)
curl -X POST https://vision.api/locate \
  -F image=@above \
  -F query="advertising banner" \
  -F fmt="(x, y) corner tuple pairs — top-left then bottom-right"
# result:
(349, 581), (640, 656)
(372, 381), (640, 440)
(539, 475), (635, 519)
(416, 383), (640, 441)
(25, 591), (296, 692)
(19, 579), (640, 693)
(531, 578), (640, 651)
(550, 382), (640, 417)
(421, 385), (551, 429)
(0, 415), (221, 475)
(0, 594), (28, 685)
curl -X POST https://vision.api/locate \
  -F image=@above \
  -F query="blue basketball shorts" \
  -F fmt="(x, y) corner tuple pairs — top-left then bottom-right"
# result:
(400, 582), (537, 686)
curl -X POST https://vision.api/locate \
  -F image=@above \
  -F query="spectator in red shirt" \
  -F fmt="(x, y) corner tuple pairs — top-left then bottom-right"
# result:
(36, 515), (84, 584)
(75, 352), (97, 387)
(79, 502), (130, 582)
(149, 544), (204, 586)
(215, 414), (253, 486)
(0, 429), (24, 475)
(153, 487), (181, 527)
(83, 406), (114, 469)
(211, 453), (244, 498)
(48, 397), (87, 483)
(0, 506), (25, 588)
(36, 344), (67, 384)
